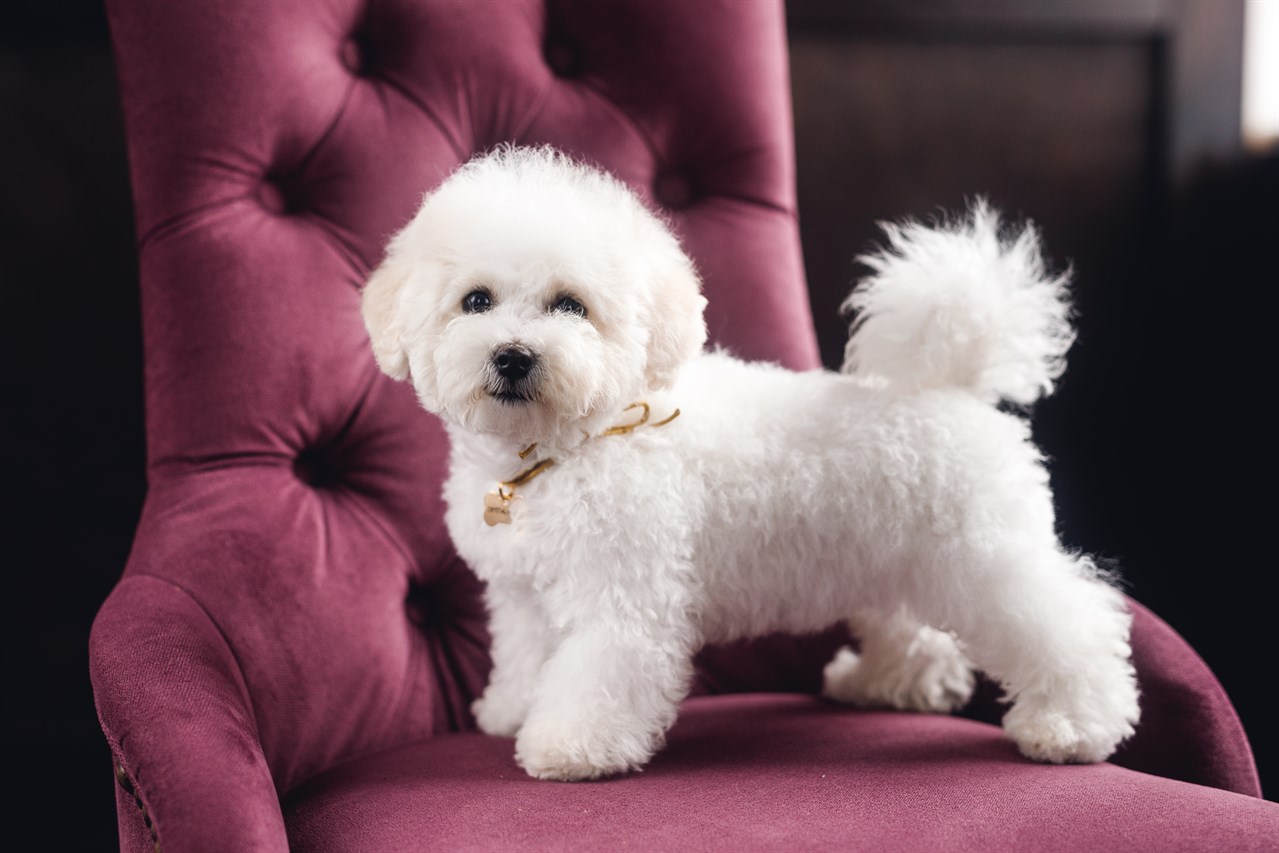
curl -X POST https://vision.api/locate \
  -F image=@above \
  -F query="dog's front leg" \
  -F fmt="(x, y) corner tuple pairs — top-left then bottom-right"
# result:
(514, 608), (694, 781)
(471, 578), (553, 737)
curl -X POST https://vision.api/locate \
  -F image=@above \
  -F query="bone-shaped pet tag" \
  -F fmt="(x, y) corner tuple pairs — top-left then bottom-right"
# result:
(484, 491), (512, 526)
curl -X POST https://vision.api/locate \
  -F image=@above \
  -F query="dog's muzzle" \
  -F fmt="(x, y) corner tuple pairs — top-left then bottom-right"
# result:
(490, 344), (538, 402)
(494, 345), (536, 380)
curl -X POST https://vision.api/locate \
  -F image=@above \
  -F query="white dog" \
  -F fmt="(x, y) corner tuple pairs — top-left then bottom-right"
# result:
(362, 146), (1139, 781)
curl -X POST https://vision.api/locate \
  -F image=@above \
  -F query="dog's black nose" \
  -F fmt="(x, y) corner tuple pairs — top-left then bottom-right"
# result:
(493, 345), (536, 380)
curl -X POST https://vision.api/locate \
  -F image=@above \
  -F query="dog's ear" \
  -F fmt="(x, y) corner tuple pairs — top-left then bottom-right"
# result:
(643, 238), (708, 391)
(361, 252), (412, 381)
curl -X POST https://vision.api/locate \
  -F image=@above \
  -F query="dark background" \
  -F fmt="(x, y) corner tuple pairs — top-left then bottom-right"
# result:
(5, 1), (1274, 847)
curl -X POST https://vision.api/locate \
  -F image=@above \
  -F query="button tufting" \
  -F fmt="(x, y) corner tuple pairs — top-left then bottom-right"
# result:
(654, 172), (695, 209)
(340, 36), (366, 75)
(544, 39), (582, 77)
(256, 179), (288, 215)
(405, 582), (434, 629)
(293, 448), (335, 488)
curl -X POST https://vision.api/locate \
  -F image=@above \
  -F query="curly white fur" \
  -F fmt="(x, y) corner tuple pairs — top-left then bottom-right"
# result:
(363, 146), (1139, 781)
(843, 202), (1075, 406)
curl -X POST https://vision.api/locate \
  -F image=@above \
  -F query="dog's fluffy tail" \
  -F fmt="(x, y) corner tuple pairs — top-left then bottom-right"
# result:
(841, 201), (1075, 406)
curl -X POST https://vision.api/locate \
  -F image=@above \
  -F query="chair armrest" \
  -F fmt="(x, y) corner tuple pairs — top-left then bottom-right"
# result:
(1111, 599), (1261, 796)
(91, 575), (288, 853)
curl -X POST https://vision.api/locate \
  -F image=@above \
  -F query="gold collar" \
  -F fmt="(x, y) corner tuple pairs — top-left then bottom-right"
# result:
(482, 402), (680, 526)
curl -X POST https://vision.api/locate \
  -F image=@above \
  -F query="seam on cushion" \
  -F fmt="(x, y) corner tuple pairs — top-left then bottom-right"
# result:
(373, 71), (467, 162)
(149, 451), (294, 480)
(407, 577), (483, 737)
(128, 472), (452, 754)
(301, 214), (370, 278)
(312, 344), (384, 456)
(145, 373), (422, 571)
(136, 72), (361, 255)
(187, 150), (265, 181)
(434, 555), (491, 657)
(425, 557), (486, 733)
(560, 55), (798, 216)
(429, 630), (463, 733)
(334, 514), (428, 743)
(245, 325), (386, 470)
(389, 610), (430, 738)
(136, 190), (376, 275)
(135, 193), (246, 253)
(341, 475), (422, 571)
(317, 364), (430, 573)
(579, 79), (663, 166)
(366, 523), (455, 743)
(287, 70), (360, 192)
(127, 490), (425, 775)
(440, 602), (490, 662)
(387, 567), (487, 737)
(501, 0), (554, 144)
(507, 71), (558, 145)
(503, 3), (664, 169)
(432, 557), (493, 733)
(150, 358), (376, 475)
(697, 189), (797, 220)
(518, 76), (795, 218)
(143, 473), (422, 575)
(551, 74), (665, 169)
(132, 129), (292, 248)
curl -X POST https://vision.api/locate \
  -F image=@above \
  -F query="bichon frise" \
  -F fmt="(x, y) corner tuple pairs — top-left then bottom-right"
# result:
(362, 146), (1139, 781)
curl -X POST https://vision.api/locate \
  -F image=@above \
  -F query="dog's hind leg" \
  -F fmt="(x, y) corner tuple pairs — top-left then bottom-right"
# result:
(909, 547), (1139, 763)
(822, 606), (976, 713)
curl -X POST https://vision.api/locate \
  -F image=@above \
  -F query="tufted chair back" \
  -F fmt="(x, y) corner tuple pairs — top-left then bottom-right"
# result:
(91, 0), (836, 847)
(93, 1), (1268, 849)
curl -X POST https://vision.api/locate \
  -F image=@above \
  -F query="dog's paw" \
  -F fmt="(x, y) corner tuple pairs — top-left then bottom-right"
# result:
(471, 690), (528, 738)
(1003, 705), (1131, 764)
(1003, 686), (1139, 764)
(822, 629), (975, 714)
(514, 717), (654, 781)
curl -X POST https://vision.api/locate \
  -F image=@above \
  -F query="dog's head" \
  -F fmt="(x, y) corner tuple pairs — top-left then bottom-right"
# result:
(362, 147), (707, 447)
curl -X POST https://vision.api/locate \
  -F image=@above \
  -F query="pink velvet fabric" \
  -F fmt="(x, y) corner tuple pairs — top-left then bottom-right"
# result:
(283, 695), (1279, 852)
(92, 0), (1271, 850)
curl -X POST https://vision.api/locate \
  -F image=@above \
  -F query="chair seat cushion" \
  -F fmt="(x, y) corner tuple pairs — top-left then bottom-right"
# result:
(282, 694), (1277, 851)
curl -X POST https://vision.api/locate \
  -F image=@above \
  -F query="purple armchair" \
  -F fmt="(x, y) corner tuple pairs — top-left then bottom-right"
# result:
(92, 1), (1276, 850)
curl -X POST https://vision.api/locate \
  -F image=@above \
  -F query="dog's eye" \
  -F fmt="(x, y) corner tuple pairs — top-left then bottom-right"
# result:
(551, 295), (587, 318)
(462, 289), (493, 314)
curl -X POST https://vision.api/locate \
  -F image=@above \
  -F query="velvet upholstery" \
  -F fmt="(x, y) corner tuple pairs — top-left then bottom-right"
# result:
(282, 695), (1279, 853)
(92, 1), (1275, 850)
